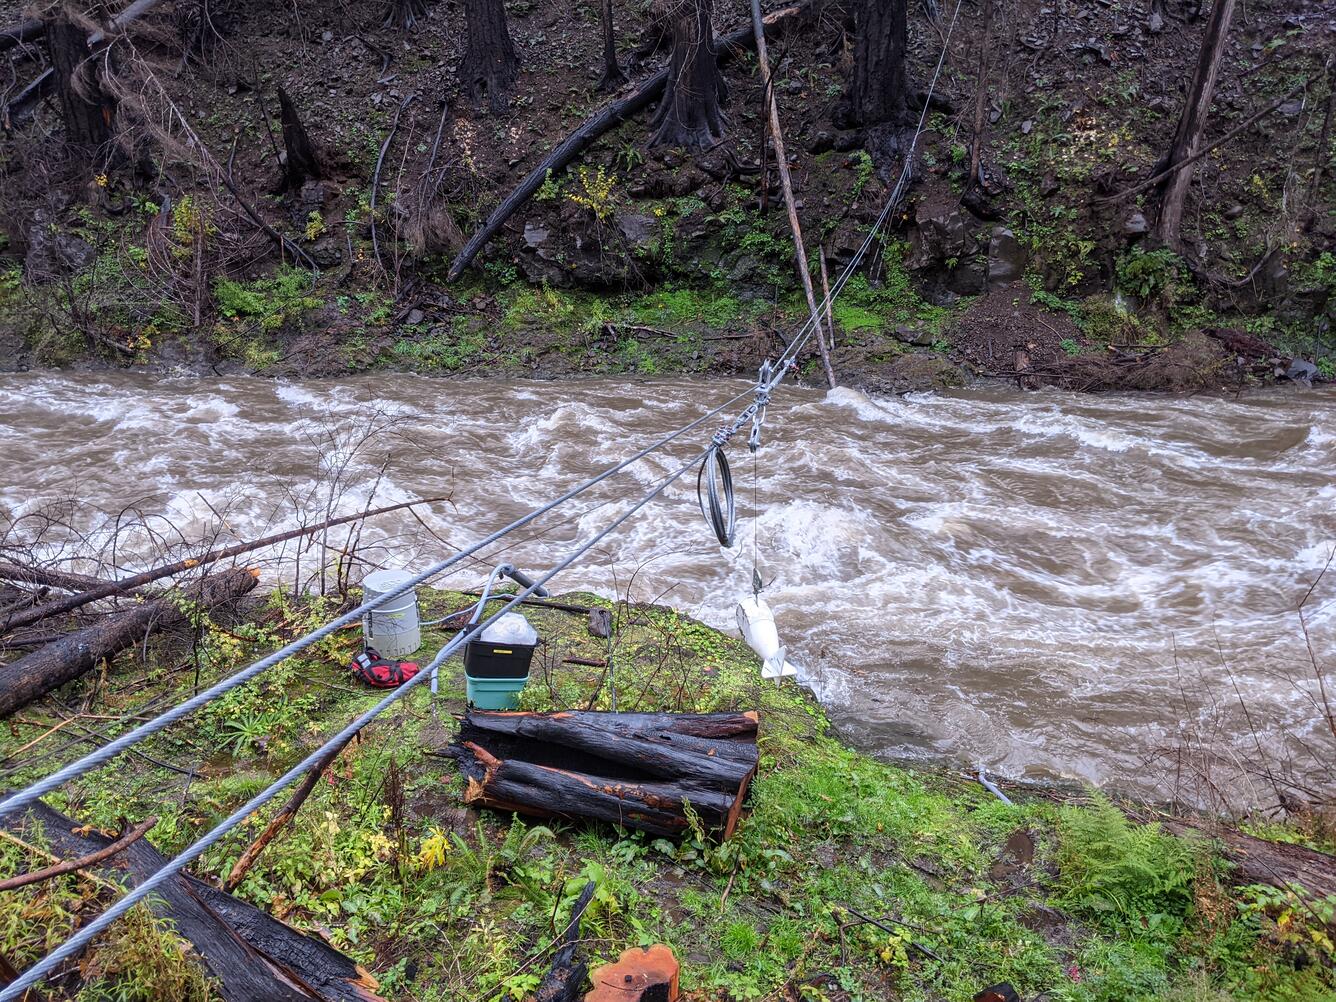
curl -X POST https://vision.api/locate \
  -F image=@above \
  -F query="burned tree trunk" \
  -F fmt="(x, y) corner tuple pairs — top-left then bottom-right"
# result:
(385, 0), (428, 30)
(0, 568), (258, 718)
(847, 0), (911, 129)
(442, 710), (759, 838)
(649, 0), (726, 149)
(46, 12), (114, 160)
(597, 0), (626, 91)
(277, 86), (322, 191)
(460, 0), (518, 111)
(1155, 0), (1237, 247)
(1, 802), (385, 1001)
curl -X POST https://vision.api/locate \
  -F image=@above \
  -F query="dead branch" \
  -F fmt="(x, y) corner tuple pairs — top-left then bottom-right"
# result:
(3, 496), (447, 633)
(0, 815), (158, 892)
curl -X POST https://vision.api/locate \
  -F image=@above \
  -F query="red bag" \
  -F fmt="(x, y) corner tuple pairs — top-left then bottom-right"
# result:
(351, 649), (420, 688)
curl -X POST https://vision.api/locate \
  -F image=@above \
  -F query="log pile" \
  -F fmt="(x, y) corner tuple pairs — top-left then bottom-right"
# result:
(441, 710), (759, 838)
(1, 801), (384, 1001)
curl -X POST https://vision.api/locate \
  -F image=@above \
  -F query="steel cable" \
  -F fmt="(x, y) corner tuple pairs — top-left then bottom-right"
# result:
(0, 437), (720, 1002)
(0, 385), (753, 823)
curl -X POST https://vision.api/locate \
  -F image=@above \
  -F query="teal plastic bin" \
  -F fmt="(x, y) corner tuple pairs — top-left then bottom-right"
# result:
(466, 675), (527, 710)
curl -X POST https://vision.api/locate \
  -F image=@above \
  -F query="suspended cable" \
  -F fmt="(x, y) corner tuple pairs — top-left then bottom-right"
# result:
(0, 385), (753, 823)
(0, 435), (720, 1002)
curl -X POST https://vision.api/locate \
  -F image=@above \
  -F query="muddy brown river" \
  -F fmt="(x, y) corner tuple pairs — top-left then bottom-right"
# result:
(2, 372), (1333, 804)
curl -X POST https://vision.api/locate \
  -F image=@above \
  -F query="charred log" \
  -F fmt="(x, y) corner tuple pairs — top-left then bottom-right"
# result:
(0, 18), (43, 53)
(0, 801), (385, 1001)
(0, 567), (258, 718)
(649, 0), (727, 149)
(443, 710), (759, 838)
(460, 0), (519, 112)
(277, 86), (322, 191)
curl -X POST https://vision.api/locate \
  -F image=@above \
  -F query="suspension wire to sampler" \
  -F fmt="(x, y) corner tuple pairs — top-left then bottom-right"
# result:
(697, 0), (964, 559)
(0, 385), (755, 824)
(0, 440), (726, 1002)
(2, 3), (967, 993)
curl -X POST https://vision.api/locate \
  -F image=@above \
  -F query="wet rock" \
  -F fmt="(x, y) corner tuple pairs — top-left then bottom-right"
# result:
(404, 308), (425, 326)
(615, 212), (657, 253)
(1279, 99), (1303, 117)
(523, 221), (550, 250)
(907, 204), (972, 271)
(24, 219), (96, 280)
(987, 227), (1026, 286)
(1285, 358), (1319, 385)
(1020, 119), (1033, 134)
(1224, 203), (1246, 220)
(948, 258), (987, 295)
(310, 235), (344, 268)
(1122, 209), (1149, 235)
(894, 324), (936, 347)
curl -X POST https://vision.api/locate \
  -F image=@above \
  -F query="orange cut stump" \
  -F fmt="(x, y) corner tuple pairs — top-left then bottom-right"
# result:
(584, 944), (679, 1002)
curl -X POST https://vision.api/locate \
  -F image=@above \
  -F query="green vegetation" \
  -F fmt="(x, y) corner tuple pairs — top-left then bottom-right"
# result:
(2, 590), (1331, 1002)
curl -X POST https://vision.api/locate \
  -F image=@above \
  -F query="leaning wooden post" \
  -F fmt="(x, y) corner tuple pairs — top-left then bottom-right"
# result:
(749, 0), (836, 388)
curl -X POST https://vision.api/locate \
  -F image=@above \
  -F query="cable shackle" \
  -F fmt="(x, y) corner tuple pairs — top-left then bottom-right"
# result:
(749, 360), (772, 453)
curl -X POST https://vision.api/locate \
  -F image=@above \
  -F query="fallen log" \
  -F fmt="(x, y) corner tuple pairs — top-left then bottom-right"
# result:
(1, 800), (384, 1001)
(0, 567), (259, 719)
(1159, 816), (1336, 900)
(443, 709), (758, 838)
(0, 17), (42, 53)
(445, 2), (814, 280)
(2, 496), (447, 633)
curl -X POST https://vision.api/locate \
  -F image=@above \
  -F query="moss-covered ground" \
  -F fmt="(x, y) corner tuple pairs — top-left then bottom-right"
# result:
(1, 589), (1333, 1001)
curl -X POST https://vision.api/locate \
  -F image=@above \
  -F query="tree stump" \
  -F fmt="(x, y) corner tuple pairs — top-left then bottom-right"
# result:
(441, 710), (759, 838)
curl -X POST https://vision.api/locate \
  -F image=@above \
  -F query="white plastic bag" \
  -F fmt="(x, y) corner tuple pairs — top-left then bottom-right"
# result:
(480, 612), (538, 646)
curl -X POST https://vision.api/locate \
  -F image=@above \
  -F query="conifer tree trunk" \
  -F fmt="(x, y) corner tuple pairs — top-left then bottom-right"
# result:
(649, 0), (726, 149)
(597, 0), (626, 90)
(46, 11), (114, 160)
(1155, 0), (1237, 248)
(460, 0), (519, 112)
(848, 0), (910, 128)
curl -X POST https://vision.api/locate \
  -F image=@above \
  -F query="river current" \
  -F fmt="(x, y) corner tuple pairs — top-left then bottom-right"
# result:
(2, 372), (1333, 804)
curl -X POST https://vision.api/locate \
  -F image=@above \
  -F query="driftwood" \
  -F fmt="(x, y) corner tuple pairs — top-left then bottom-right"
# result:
(2, 496), (446, 633)
(1158, 815), (1336, 900)
(1, 801), (384, 1001)
(0, 568), (259, 718)
(222, 729), (360, 892)
(446, 2), (814, 280)
(443, 710), (759, 838)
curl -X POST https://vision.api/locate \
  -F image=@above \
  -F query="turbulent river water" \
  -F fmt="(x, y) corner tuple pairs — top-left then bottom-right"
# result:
(2, 371), (1333, 803)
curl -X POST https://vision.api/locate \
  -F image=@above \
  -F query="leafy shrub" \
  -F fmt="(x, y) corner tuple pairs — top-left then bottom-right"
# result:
(1116, 246), (1182, 302)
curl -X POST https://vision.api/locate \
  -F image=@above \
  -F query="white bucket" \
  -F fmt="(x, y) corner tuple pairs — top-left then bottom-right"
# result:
(361, 569), (421, 659)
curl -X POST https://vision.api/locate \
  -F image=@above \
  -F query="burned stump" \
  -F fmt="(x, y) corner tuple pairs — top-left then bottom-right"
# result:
(442, 710), (759, 839)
